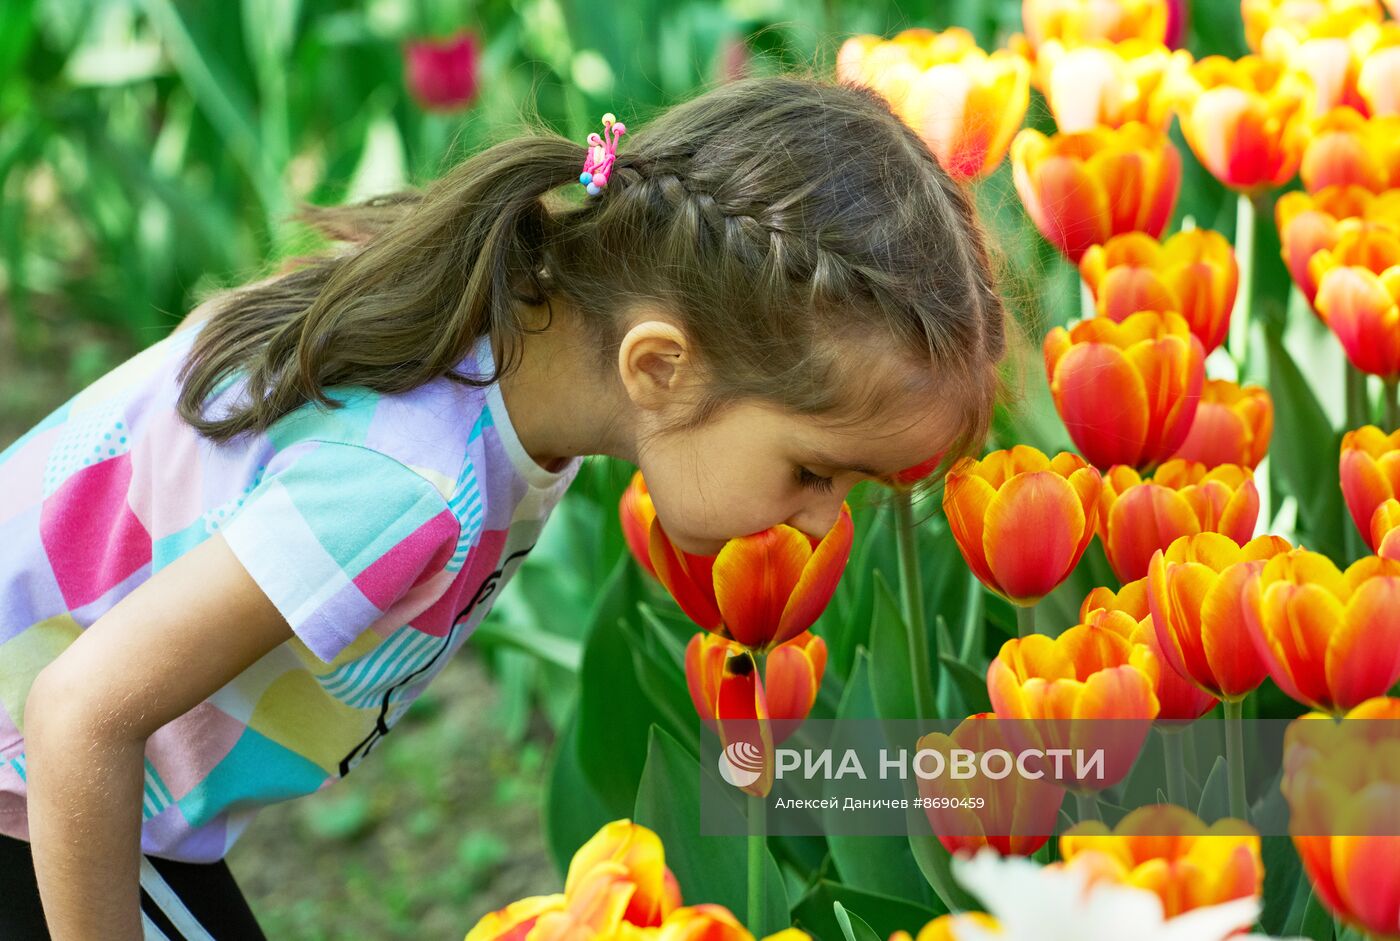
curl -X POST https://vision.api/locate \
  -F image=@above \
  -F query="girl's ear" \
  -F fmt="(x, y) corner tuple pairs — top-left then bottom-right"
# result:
(618, 319), (692, 407)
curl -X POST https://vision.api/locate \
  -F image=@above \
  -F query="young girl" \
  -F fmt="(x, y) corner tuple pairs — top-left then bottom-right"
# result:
(0, 72), (1006, 939)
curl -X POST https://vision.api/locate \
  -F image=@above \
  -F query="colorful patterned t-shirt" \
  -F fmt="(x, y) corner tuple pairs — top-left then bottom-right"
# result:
(0, 320), (582, 862)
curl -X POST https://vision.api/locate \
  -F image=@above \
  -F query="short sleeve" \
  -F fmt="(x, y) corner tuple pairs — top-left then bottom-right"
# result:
(221, 440), (461, 663)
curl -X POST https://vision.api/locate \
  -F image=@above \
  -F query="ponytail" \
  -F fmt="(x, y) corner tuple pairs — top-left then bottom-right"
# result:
(176, 133), (583, 442)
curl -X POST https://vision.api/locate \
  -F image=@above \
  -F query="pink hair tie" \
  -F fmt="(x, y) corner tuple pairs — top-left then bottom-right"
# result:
(579, 112), (626, 196)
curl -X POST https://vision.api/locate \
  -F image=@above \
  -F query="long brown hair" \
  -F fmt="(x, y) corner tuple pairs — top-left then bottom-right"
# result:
(176, 67), (1008, 503)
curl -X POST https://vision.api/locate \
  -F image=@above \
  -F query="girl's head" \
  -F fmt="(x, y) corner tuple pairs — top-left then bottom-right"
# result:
(178, 72), (1007, 554)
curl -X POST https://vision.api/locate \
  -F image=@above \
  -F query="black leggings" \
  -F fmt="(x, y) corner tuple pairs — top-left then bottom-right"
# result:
(0, 832), (266, 940)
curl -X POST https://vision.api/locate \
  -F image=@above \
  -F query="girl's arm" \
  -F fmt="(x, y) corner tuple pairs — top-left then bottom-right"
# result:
(24, 532), (296, 940)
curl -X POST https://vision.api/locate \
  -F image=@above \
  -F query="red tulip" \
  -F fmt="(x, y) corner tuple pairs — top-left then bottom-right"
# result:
(1276, 185), (1396, 308)
(1169, 379), (1273, 470)
(1312, 237), (1400, 379)
(1044, 310), (1205, 471)
(404, 31), (480, 111)
(619, 470), (659, 580)
(648, 503), (854, 652)
(1340, 425), (1400, 551)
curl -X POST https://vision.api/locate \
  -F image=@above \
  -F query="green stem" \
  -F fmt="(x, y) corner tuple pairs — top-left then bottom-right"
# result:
(895, 491), (935, 721)
(1230, 192), (1257, 378)
(1162, 727), (1188, 808)
(1224, 699), (1248, 822)
(1016, 603), (1037, 638)
(1385, 379), (1399, 431)
(1074, 790), (1101, 823)
(1345, 366), (1371, 563)
(747, 793), (765, 936)
(1080, 276), (1096, 321)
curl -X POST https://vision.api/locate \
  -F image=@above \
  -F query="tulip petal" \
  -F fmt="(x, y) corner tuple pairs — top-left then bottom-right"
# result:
(1050, 342), (1151, 469)
(1325, 575), (1400, 710)
(982, 471), (1086, 603)
(775, 503), (854, 647)
(649, 523), (723, 631)
(714, 527), (810, 649)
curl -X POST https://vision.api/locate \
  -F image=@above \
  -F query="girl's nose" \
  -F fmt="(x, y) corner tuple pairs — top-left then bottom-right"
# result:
(788, 500), (843, 542)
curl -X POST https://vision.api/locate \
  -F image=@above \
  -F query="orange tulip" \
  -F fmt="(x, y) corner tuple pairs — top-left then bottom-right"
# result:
(648, 503), (853, 652)
(916, 712), (1068, 857)
(1312, 237), (1400, 379)
(1242, 550), (1400, 714)
(1143, 532), (1292, 703)
(653, 905), (811, 941)
(1020, 0), (1168, 54)
(1080, 581), (1217, 722)
(1097, 460), (1259, 583)
(1340, 425), (1400, 552)
(685, 630), (827, 743)
(1056, 804), (1262, 919)
(564, 820), (684, 929)
(1275, 185), (1399, 307)
(893, 913), (1001, 941)
(466, 894), (569, 941)
(620, 469), (659, 580)
(942, 446), (1103, 605)
(890, 451), (948, 487)
(1301, 107), (1400, 193)
(1170, 54), (1312, 193)
(1242, 0), (1383, 53)
(1044, 310), (1205, 471)
(987, 615), (1159, 789)
(1080, 229), (1238, 354)
(1034, 39), (1191, 132)
(1372, 498), (1400, 561)
(1282, 697), (1400, 940)
(836, 28), (1030, 181)
(1168, 379), (1273, 470)
(1012, 122), (1180, 263)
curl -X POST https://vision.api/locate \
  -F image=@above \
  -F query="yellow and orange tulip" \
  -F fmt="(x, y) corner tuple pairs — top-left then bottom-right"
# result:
(1098, 460), (1260, 583)
(1012, 122), (1180, 263)
(1056, 804), (1262, 919)
(1359, 23), (1400, 118)
(987, 614), (1159, 788)
(564, 820), (683, 929)
(836, 28), (1030, 182)
(620, 470), (660, 580)
(1242, 0), (1383, 53)
(1258, 9), (1385, 115)
(1080, 229), (1238, 354)
(942, 446), (1103, 606)
(1144, 532), (1292, 703)
(1312, 232), (1400, 378)
(1170, 54), (1312, 193)
(1019, 0), (1169, 54)
(916, 712), (1067, 857)
(1301, 107), (1400, 193)
(1044, 310), (1205, 471)
(1372, 498), (1400, 561)
(685, 629), (827, 749)
(1275, 185), (1397, 307)
(1169, 379), (1273, 470)
(1340, 425), (1400, 552)
(1282, 697), (1400, 940)
(1242, 549), (1400, 714)
(1079, 582), (1217, 722)
(1034, 38), (1191, 132)
(648, 503), (853, 652)
(891, 912), (1001, 941)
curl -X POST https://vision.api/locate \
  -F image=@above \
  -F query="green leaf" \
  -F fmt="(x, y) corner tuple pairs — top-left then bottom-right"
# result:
(634, 725), (789, 937)
(791, 880), (937, 941)
(938, 653), (992, 717)
(471, 619), (582, 672)
(543, 707), (616, 878)
(1299, 888), (1335, 941)
(1196, 755), (1229, 823)
(868, 570), (920, 722)
(833, 902), (883, 941)
(1263, 835), (1306, 936)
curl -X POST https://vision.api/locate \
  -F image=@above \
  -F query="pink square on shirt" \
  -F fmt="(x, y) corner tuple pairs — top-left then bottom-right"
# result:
(146, 701), (246, 801)
(409, 527), (508, 636)
(39, 453), (153, 610)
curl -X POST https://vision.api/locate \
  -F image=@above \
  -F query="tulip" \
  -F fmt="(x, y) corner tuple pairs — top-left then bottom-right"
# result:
(651, 905), (811, 941)
(648, 503), (854, 652)
(1168, 380), (1273, 470)
(987, 615), (1159, 789)
(1044, 310), (1205, 471)
(620, 470), (659, 580)
(1301, 107), (1400, 193)
(685, 630), (827, 741)
(1242, 549), (1400, 714)
(1258, 10), (1383, 115)
(1019, 0), (1168, 54)
(891, 451), (948, 487)
(1282, 697), (1400, 940)
(916, 713), (1068, 857)
(836, 28), (1030, 181)
(404, 31), (480, 111)
(1057, 804), (1263, 919)
(565, 820), (684, 928)
(1170, 55), (1312, 193)
(1012, 122), (1180, 263)
(1312, 243), (1400, 379)
(1097, 460), (1259, 583)
(1241, 0), (1383, 53)
(1034, 39), (1191, 133)
(1340, 425), (1400, 551)
(1275, 184), (1390, 307)
(1372, 498), (1400, 561)
(1144, 532), (1292, 703)
(1358, 24), (1400, 117)
(942, 446), (1103, 606)
(893, 914), (1002, 941)
(465, 894), (568, 941)
(1080, 229), (1238, 354)
(1080, 583), (1217, 722)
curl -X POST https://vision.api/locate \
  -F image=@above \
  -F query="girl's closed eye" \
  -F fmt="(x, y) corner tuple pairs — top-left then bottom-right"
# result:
(796, 465), (836, 493)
